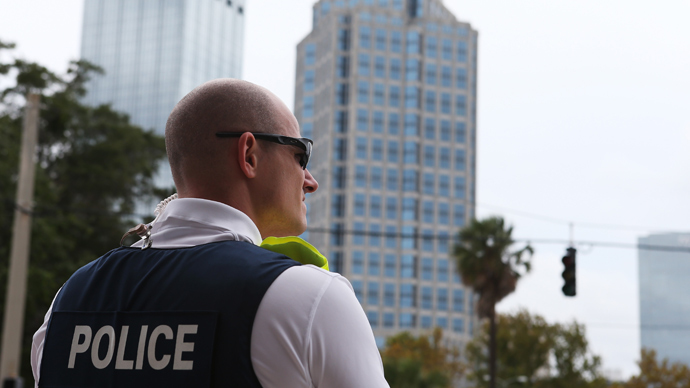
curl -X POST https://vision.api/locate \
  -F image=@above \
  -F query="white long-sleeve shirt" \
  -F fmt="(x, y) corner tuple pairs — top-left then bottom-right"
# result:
(31, 198), (389, 388)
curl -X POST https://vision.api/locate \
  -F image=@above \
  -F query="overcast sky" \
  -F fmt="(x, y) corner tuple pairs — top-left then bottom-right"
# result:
(2, 0), (689, 379)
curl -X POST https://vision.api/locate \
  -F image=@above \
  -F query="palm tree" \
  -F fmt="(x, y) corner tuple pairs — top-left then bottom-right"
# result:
(453, 217), (533, 388)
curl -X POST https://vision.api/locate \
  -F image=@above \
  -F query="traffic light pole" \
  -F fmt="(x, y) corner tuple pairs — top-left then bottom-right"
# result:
(0, 93), (40, 386)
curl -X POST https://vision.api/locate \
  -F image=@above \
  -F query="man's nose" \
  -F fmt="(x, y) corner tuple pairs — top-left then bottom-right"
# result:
(304, 168), (319, 193)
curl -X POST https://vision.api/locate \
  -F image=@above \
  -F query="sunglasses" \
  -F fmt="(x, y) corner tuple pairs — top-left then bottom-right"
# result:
(215, 132), (313, 169)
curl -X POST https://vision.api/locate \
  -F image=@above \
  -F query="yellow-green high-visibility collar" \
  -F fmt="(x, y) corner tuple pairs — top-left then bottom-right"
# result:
(260, 236), (329, 271)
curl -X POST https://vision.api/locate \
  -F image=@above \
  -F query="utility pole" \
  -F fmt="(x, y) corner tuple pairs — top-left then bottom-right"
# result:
(0, 93), (41, 387)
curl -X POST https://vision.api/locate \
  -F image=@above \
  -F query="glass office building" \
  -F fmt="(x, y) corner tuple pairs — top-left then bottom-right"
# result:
(638, 233), (690, 365)
(80, 0), (245, 187)
(295, 0), (478, 348)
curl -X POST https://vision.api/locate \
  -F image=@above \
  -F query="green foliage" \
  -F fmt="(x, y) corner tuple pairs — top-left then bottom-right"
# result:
(0, 39), (167, 384)
(381, 327), (464, 388)
(466, 310), (607, 388)
(611, 349), (690, 388)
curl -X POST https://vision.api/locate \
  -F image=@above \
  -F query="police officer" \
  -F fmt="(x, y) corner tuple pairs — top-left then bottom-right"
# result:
(31, 79), (390, 387)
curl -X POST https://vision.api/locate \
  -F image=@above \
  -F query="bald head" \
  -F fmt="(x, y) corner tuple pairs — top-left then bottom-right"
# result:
(165, 79), (291, 195)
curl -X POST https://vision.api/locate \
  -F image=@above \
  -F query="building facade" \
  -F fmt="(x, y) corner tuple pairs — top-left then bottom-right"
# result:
(638, 233), (690, 366)
(295, 0), (478, 348)
(80, 0), (245, 186)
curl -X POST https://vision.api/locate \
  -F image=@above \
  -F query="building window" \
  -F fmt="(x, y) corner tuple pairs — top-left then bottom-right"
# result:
(333, 138), (347, 161)
(353, 222), (365, 245)
(383, 312), (395, 328)
(438, 202), (449, 225)
(305, 43), (316, 65)
(303, 96), (314, 118)
(388, 85), (400, 107)
(439, 147), (450, 169)
(402, 170), (418, 191)
(389, 58), (401, 79)
(405, 59), (420, 81)
(369, 223), (381, 246)
(372, 111), (384, 133)
(358, 54), (370, 76)
(441, 66), (452, 87)
(406, 31), (420, 54)
(302, 122), (313, 139)
(331, 223), (344, 246)
(400, 284), (416, 307)
(453, 318), (465, 333)
(374, 56), (386, 78)
(338, 29), (350, 51)
(401, 256), (416, 279)
(387, 114), (400, 136)
(438, 232), (449, 253)
(387, 169), (399, 191)
(455, 149), (466, 170)
(385, 226), (397, 248)
(457, 41), (467, 62)
(442, 38), (452, 60)
(425, 63), (437, 85)
(454, 204), (465, 226)
(386, 197), (397, 220)
(454, 176), (466, 199)
(304, 70), (315, 91)
(424, 118), (435, 139)
(402, 197), (417, 220)
(404, 114), (419, 136)
(370, 195), (382, 217)
(373, 83), (385, 105)
(359, 26), (371, 49)
(336, 83), (349, 105)
(352, 280), (363, 303)
(424, 91), (436, 112)
(357, 81), (369, 103)
(425, 36), (437, 58)
(330, 251), (342, 273)
(401, 225), (416, 249)
(453, 289), (465, 312)
(354, 193), (366, 216)
(390, 31), (402, 52)
(421, 286), (432, 309)
(368, 282), (380, 305)
(439, 174), (450, 197)
(334, 111), (348, 133)
(357, 109), (369, 131)
(385, 255), (397, 278)
(438, 259), (449, 281)
(353, 250), (364, 274)
(455, 122), (466, 143)
(356, 137), (368, 159)
(423, 173), (434, 195)
(405, 86), (419, 108)
(387, 140), (399, 163)
(422, 260), (433, 281)
(371, 138), (383, 161)
(375, 28), (387, 50)
(421, 315), (432, 328)
(369, 252), (381, 275)
(332, 194), (345, 217)
(456, 67), (467, 89)
(371, 166), (383, 188)
(337, 56), (350, 78)
(436, 316), (448, 329)
(437, 288), (448, 310)
(403, 142), (419, 164)
(355, 165), (367, 187)
(422, 201), (434, 223)
(440, 120), (451, 141)
(440, 93), (451, 114)
(422, 229), (433, 251)
(423, 146), (435, 167)
(333, 166), (346, 189)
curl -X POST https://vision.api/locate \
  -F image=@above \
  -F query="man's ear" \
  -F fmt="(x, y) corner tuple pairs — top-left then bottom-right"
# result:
(237, 132), (258, 178)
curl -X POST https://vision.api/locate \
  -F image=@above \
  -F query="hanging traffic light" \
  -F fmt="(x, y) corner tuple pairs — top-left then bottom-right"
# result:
(561, 247), (576, 297)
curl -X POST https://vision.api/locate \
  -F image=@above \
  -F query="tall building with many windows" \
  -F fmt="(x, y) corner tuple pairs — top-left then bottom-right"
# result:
(638, 233), (690, 366)
(295, 0), (478, 348)
(80, 0), (245, 186)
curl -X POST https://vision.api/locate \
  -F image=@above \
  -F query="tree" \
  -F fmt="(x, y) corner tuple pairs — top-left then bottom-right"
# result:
(466, 310), (607, 388)
(0, 40), (167, 384)
(381, 327), (464, 388)
(611, 349), (690, 388)
(453, 217), (533, 388)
